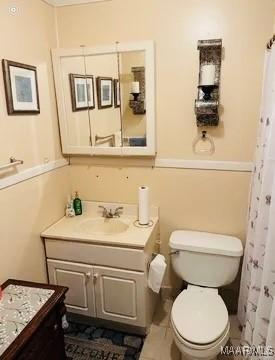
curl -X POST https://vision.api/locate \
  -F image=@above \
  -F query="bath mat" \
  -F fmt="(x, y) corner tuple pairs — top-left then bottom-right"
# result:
(64, 321), (144, 360)
(65, 336), (126, 360)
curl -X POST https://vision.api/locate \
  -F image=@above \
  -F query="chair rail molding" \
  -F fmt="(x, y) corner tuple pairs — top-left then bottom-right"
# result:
(43, 0), (111, 6)
(0, 158), (68, 190)
(155, 158), (253, 172)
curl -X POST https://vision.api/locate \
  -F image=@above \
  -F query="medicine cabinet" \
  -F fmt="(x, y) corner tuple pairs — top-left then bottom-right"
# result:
(52, 41), (156, 156)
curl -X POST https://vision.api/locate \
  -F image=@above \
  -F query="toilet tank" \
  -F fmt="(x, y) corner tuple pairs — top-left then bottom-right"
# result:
(169, 231), (243, 287)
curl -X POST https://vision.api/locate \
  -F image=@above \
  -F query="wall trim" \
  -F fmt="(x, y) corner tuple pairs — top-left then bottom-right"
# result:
(155, 158), (253, 172)
(0, 158), (69, 190)
(43, 0), (111, 6)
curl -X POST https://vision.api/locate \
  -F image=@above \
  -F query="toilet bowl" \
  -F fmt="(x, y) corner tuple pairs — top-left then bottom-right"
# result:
(170, 285), (230, 360)
(169, 230), (243, 360)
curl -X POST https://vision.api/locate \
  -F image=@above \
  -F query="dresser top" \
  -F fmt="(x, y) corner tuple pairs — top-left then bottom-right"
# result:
(0, 280), (67, 360)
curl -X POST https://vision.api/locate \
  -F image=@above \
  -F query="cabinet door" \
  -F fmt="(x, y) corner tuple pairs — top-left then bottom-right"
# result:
(94, 266), (146, 327)
(47, 259), (95, 317)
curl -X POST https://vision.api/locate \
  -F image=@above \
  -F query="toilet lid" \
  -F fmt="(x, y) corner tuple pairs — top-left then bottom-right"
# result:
(171, 289), (228, 345)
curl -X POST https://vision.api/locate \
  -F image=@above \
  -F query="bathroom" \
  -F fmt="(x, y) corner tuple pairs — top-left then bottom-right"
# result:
(0, 0), (275, 359)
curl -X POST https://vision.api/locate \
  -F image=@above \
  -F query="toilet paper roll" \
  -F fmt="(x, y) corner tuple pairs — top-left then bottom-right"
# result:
(138, 186), (150, 225)
(148, 255), (167, 293)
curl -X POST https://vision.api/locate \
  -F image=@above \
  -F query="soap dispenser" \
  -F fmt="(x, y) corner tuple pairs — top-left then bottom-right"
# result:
(73, 191), (82, 216)
(65, 196), (75, 217)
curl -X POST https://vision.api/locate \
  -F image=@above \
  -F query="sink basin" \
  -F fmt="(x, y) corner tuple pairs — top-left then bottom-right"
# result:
(76, 218), (129, 235)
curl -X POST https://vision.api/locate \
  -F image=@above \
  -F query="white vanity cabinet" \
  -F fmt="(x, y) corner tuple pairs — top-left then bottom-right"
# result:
(93, 266), (146, 326)
(44, 235), (158, 330)
(42, 201), (160, 331)
(47, 259), (96, 317)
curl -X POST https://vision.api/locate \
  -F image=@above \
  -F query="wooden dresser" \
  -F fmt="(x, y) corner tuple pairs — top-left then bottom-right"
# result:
(0, 279), (68, 360)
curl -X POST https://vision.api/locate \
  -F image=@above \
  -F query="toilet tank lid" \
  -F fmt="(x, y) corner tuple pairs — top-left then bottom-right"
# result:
(169, 230), (243, 257)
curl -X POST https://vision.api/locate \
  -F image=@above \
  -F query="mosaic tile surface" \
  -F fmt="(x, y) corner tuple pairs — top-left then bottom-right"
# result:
(0, 285), (54, 356)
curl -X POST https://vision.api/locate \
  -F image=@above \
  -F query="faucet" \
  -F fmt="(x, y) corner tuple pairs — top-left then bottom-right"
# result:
(98, 206), (123, 218)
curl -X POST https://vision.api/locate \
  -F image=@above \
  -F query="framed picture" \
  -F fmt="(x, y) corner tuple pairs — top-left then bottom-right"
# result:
(69, 74), (95, 112)
(2, 60), (40, 115)
(96, 77), (113, 109)
(113, 79), (121, 108)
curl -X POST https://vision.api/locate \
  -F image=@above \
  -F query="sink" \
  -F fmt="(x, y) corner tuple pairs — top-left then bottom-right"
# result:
(76, 217), (129, 235)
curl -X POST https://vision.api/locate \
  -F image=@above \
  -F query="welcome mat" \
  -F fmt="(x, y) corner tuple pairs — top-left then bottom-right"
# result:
(65, 336), (126, 360)
(64, 321), (144, 360)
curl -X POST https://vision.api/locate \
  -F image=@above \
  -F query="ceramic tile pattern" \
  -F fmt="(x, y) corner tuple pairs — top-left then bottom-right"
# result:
(0, 285), (54, 356)
(140, 300), (243, 360)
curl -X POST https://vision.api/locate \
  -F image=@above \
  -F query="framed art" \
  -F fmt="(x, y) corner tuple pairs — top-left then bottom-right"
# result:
(69, 74), (95, 112)
(113, 79), (121, 108)
(96, 77), (113, 109)
(2, 60), (40, 115)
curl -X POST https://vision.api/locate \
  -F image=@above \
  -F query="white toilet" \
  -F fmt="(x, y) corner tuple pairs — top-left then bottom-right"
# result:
(169, 230), (243, 360)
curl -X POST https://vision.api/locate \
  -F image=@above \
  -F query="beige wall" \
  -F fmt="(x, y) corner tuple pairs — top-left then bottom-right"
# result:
(0, 0), (69, 284)
(57, 0), (274, 161)
(57, 0), (274, 289)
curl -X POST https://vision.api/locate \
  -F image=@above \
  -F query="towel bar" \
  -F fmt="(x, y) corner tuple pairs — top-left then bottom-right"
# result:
(0, 157), (24, 171)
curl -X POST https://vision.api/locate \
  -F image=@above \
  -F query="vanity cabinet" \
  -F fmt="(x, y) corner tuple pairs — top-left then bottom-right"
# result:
(93, 266), (145, 326)
(47, 259), (146, 327)
(47, 260), (96, 317)
(44, 236), (158, 331)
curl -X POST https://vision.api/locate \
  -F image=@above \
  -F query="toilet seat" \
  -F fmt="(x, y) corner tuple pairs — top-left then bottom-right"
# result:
(171, 287), (228, 345)
(171, 317), (230, 350)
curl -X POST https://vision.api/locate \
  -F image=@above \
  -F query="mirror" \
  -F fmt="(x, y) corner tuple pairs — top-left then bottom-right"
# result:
(60, 55), (91, 149)
(119, 51), (147, 147)
(52, 41), (155, 156)
(85, 53), (122, 148)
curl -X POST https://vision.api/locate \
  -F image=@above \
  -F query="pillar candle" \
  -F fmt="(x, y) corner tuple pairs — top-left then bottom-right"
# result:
(200, 64), (216, 86)
(131, 81), (140, 93)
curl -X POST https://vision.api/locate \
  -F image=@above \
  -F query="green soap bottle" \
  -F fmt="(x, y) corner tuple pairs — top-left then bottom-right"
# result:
(73, 191), (82, 216)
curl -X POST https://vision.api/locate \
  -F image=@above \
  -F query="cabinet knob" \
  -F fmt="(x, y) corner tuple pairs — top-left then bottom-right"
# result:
(86, 272), (91, 279)
(93, 273), (99, 281)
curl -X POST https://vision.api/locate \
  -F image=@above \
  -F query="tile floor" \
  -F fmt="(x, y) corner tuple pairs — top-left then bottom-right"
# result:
(140, 300), (243, 360)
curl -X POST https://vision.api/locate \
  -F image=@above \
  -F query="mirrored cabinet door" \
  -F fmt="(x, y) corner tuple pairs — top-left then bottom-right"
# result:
(119, 50), (146, 148)
(85, 53), (122, 156)
(52, 49), (92, 154)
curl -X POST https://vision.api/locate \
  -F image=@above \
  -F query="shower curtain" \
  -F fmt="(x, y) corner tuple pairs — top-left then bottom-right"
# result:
(238, 45), (275, 356)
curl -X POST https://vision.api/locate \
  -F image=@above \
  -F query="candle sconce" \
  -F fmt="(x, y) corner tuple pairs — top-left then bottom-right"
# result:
(195, 39), (222, 127)
(129, 66), (146, 115)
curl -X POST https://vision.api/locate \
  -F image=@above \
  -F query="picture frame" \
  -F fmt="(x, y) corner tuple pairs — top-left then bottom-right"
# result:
(96, 77), (113, 109)
(113, 79), (121, 108)
(2, 60), (40, 115)
(69, 74), (95, 112)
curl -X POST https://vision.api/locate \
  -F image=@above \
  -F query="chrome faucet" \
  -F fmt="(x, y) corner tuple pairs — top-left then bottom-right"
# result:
(98, 206), (123, 218)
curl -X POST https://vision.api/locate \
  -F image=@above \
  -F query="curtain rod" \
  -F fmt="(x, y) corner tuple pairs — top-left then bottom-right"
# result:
(267, 34), (275, 49)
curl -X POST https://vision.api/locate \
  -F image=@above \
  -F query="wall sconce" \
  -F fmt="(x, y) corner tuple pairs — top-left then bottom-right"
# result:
(195, 39), (222, 126)
(129, 66), (146, 115)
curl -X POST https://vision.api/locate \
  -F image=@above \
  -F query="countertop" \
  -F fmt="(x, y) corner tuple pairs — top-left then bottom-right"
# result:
(41, 201), (159, 249)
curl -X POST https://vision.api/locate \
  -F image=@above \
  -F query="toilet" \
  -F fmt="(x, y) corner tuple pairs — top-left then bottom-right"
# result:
(169, 230), (243, 360)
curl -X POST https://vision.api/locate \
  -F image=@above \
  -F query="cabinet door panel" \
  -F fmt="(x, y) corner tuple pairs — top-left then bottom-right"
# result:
(94, 266), (145, 327)
(47, 259), (95, 317)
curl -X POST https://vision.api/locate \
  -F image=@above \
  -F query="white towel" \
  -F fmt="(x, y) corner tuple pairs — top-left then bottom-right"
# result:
(148, 254), (167, 293)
